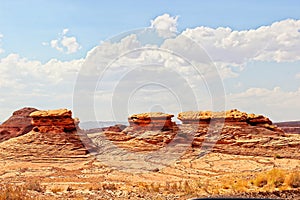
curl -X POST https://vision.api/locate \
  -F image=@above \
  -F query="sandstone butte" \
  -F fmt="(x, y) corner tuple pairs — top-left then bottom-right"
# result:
(178, 109), (272, 125)
(101, 109), (299, 158)
(0, 108), (94, 160)
(29, 109), (78, 133)
(128, 112), (176, 131)
(0, 107), (38, 142)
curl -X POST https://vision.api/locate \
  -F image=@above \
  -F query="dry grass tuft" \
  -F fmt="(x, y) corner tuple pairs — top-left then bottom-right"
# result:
(286, 171), (300, 188)
(253, 168), (297, 189)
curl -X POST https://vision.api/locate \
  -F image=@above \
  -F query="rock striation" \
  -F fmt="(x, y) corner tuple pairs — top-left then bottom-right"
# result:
(98, 109), (298, 158)
(128, 112), (176, 131)
(176, 109), (298, 158)
(178, 109), (272, 126)
(0, 107), (38, 142)
(30, 109), (77, 133)
(99, 112), (178, 151)
(0, 108), (95, 160)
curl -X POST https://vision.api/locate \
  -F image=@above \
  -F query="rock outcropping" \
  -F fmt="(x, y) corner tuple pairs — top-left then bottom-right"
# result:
(30, 109), (77, 133)
(176, 109), (297, 158)
(0, 107), (38, 142)
(178, 109), (272, 126)
(100, 112), (178, 151)
(97, 110), (298, 159)
(128, 112), (176, 131)
(0, 108), (94, 160)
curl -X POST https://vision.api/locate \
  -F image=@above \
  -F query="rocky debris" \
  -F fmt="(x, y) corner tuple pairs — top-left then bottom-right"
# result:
(0, 107), (38, 142)
(178, 109), (273, 127)
(128, 112), (176, 131)
(30, 109), (77, 133)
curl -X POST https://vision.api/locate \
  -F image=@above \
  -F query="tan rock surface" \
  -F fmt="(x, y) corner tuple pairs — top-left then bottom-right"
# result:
(29, 109), (72, 117)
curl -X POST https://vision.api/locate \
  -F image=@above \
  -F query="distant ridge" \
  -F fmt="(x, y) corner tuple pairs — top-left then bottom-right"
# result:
(274, 121), (300, 127)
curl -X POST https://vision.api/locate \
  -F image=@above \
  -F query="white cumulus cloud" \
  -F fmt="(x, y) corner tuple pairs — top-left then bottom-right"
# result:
(45, 29), (81, 54)
(0, 53), (84, 121)
(151, 14), (178, 38)
(182, 19), (300, 64)
(227, 87), (300, 121)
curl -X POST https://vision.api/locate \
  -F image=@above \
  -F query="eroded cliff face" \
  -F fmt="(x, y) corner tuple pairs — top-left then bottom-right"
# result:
(128, 112), (176, 131)
(0, 109), (94, 160)
(0, 107), (38, 142)
(178, 109), (272, 126)
(176, 109), (298, 159)
(30, 109), (77, 133)
(102, 112), (178, 151)
(96, 109), (299, 159)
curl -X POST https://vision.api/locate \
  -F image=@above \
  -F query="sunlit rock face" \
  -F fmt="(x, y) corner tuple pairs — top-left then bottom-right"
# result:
(128, 112), (176, 131)
(178, 109), (272, 126)
(30, 109), (77, 133)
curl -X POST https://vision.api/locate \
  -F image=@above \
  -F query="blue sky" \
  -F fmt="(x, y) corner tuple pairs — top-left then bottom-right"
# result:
(1, 0), (300, 61)
(0, 1), (300, 122)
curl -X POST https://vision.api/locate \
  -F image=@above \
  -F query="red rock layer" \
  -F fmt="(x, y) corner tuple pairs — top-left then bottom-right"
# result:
(128, 112), (176, 131)
(178, 109), (272, 127)
(0, 107), (38, 142)
(30, 109), (77, 133)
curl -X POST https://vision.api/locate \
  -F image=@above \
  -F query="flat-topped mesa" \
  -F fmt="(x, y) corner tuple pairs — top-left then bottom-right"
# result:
(0, 107), (38, 142)
(178, 109), (272, 126)
(128, 112), (176, 131)
(30, 109), (77, 133)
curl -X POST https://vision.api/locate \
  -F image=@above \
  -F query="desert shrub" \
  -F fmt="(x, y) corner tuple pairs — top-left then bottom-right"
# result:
(253, 168), (285, 188)
(25, 181), (44, 192)
(286, 171), (300, 188)
(267, 168), (285, 187)
(253, 173), (268, 187)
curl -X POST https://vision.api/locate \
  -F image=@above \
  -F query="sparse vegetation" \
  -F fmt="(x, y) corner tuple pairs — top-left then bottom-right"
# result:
(0, 184), (36, 200)
(253, 168), (290, 189)
(286, 171), (300, 188)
